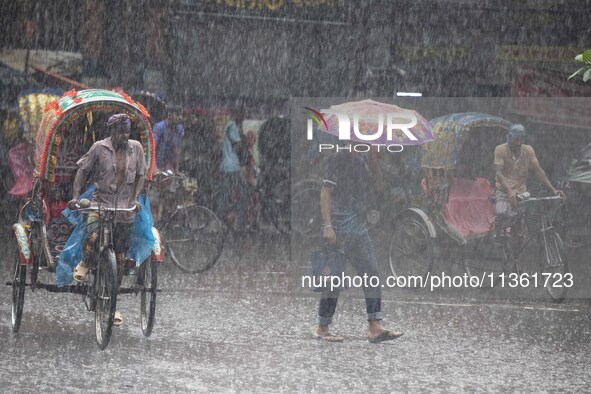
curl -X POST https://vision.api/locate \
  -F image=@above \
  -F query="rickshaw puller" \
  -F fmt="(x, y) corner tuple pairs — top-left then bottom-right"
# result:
(68, 113), (147, 327)
(494, 124), (564, 249)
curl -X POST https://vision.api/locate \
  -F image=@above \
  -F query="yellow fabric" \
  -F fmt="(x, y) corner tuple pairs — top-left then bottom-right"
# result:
(494, 143), (538, 193)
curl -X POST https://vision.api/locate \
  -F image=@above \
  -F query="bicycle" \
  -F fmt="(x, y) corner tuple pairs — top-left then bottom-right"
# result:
(73, 201), (137, 349)
(464, 193), (569, 302)
(152, 171), (224, 273)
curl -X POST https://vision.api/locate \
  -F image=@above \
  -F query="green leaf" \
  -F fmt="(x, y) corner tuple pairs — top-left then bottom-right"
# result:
(583, 68), (591, 82)
(568, 66), (586, 80)
(575, 54), (583, 62)
(583, 49), (591, 62)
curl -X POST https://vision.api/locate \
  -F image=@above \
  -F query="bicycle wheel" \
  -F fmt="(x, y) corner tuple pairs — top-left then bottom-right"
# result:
(463, 232), (507, 286)
(291, 187), (321, 237)
(163, 205), (224, 273)
(539, 231), (569, 302)
(95, 249), (117, 350)
(140, 259), (158, 337)
(264, 179), (290, 233)
(11, 251), (26, 334)
(388, 218), (433, 279)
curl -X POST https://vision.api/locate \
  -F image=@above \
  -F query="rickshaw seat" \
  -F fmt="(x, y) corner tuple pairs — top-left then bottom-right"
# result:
(441, 177), (495, 239)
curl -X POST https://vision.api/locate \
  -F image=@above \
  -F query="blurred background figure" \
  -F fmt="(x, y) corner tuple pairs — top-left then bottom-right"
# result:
(153, 105), (184, 172)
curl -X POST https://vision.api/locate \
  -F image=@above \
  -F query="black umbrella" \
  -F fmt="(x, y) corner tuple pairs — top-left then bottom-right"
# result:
(0, 62), (39, 110)
(129, 90), (167, 124)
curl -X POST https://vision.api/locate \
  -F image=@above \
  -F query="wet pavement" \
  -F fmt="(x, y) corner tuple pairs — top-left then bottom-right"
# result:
(1, 230), (591, 392)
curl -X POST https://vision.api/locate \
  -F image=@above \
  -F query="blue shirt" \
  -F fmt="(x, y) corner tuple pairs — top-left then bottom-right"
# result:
(153, 120), (184, 170)
(323, 151), (370, 234)
(222, 120), (241, 173)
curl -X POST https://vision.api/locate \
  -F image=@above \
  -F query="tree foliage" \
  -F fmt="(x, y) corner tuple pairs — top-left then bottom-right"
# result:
(568, 49), (591, 81)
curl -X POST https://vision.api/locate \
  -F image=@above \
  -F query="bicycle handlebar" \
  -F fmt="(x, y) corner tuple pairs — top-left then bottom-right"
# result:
(75, 206), (138, 213)
(517, 192), (564, 203)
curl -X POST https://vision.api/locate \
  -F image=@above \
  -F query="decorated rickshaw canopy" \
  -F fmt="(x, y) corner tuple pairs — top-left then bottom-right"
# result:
(35, 89), (156, 182)
(421, 112), (512, 170)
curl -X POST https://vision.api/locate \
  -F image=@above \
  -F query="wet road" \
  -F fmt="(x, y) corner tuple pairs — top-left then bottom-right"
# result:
(1, 231), (590, 392)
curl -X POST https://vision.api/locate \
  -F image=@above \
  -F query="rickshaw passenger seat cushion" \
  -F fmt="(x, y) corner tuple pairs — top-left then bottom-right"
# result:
(442, 177), (495, 239)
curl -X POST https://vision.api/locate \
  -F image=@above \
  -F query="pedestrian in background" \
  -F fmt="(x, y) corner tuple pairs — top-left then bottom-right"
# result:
(219, 106), (249, 231)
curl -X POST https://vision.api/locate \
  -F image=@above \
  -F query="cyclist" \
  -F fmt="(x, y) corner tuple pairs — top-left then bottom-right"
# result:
(68, 113), (146, 327)
(493, 124), (564, 251)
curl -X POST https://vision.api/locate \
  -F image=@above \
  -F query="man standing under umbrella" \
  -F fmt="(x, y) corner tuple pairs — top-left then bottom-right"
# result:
(314, 140), (404, 343)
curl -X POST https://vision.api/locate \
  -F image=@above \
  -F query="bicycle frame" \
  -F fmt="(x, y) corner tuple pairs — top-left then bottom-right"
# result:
(76, 205), (136, 310)
(495, 195), (564, 267)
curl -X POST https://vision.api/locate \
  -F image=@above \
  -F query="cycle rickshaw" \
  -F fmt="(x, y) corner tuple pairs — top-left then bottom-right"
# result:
(7, 89), (164, 349)
(388, 113), (569, 301)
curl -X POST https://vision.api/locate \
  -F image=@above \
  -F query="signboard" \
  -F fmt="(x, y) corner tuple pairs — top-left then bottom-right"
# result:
(497, 45), (581, 63)
(511, 66), (591, 129)
(177, 0), (350, 23)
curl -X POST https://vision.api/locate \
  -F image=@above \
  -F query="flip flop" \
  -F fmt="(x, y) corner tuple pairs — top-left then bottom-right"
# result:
(113, 311), (123, 327)
(73, 262), (89, 283)
(313, 332), (344, 343)
(368, 330), (404, 343)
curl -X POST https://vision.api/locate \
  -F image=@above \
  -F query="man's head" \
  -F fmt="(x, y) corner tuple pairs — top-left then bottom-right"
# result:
(107, 113), (131, 150)
(231, 105), (245, 123)
(507, 123), (526, 148)
(166, 105), (183, 124)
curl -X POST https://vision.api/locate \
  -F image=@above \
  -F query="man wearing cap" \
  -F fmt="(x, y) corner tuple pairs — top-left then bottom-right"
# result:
(68, 113), (146, 327)
(494, 124), (564, 246)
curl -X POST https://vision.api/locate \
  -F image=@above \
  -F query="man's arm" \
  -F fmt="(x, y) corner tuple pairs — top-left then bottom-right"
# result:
(68, 146), (96, 209)
(494, 146), (518, 206)
(69, 169), (88, 207)
(131, 145), (148, 208)
(494, 164), (513, 194)
(530, 156), (563, 197)
(320, 185), (336, 244)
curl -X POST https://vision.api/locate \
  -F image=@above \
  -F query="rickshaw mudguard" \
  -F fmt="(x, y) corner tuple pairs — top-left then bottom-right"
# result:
(12, 223), (33, 265)
(398, 207), (437, 239)
(151, 227), (164, 262)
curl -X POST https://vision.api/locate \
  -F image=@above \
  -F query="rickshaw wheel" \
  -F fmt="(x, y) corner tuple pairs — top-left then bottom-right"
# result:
(266, 178), (290, 234)
(164, 205), (224, 273)
(291, 186), (321, 237)
(95, 249), (118, 350)
(388, 218), (434, 280)
(11, 251), (27, 334)
(140, 259), (158, 337)
(539, 232), (569, 303)
(463, 232), (507, 287)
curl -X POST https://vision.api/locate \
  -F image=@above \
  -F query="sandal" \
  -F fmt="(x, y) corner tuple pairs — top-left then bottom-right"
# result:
(113, 311), (123, 327)
(313, 331), (344, 343)
(73, 262), (89, 283)
(368, 330), (404, 343)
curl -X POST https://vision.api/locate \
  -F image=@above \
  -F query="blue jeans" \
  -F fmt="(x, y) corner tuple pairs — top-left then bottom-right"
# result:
(318, 231), (383, 325)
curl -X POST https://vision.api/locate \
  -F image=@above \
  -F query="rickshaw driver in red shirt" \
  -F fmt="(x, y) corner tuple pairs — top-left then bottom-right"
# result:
(68, 113), (146, 327)
(494, 124), (564, 251)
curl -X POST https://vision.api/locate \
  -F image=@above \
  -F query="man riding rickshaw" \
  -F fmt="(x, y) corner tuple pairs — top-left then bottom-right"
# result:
(10, 89), (162, 349)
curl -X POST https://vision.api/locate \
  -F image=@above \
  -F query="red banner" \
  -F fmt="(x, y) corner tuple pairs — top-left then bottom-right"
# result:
(511, 66), (591, 129)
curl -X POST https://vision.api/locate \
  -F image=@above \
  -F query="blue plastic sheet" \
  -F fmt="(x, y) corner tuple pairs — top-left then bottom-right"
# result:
(56, 185), (95, 287)
(126, 193), (155, 265)
(56, 187), (155, 287)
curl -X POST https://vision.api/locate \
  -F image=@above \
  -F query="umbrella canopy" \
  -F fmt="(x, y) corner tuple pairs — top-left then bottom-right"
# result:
(566, 142), (591, 184)
(322, 99), (434, 146)
(0, 62), (40, 109)
(130, 90), (166, 123)
(421, 112), (511, 170)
